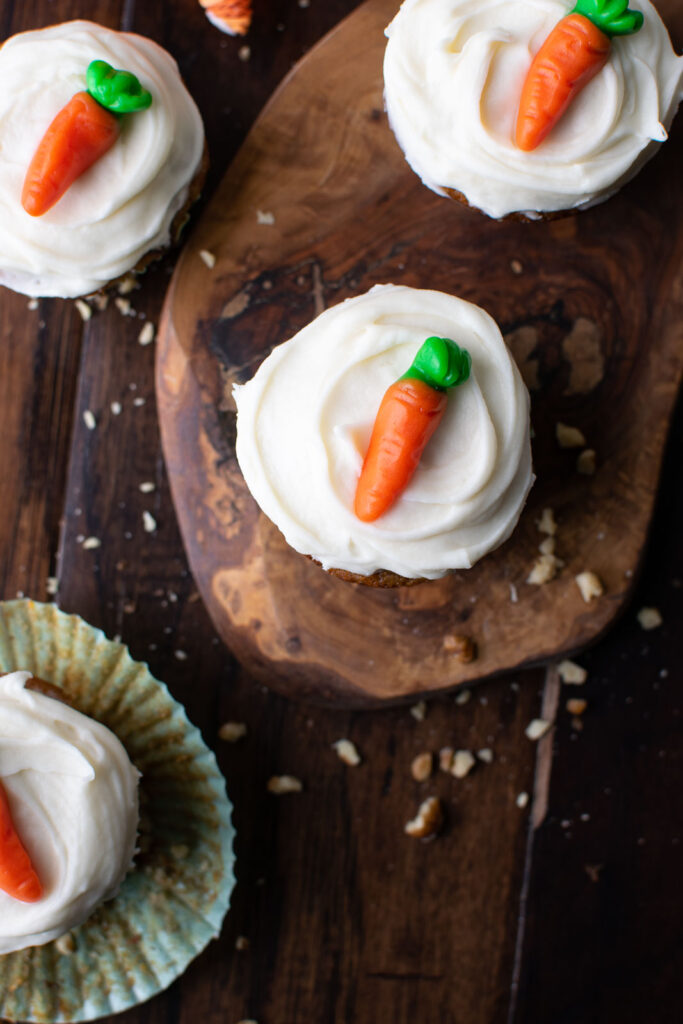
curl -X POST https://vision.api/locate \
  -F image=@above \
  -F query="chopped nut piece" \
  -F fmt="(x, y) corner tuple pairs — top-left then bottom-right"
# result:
(410, 752), (433, 782)
(27, 298), (39, 311)
(509, 583), (518, 603)
(575, 571), (604, 603)
(114, 297), (133, 316)
(142, 511), (157, 533)
(525, 718), (552, 741)
(410, 700), (426, 721)
(138, 321), (155, 346)
(404, 796), (443, 839)
(438, 746), (454, 772)
(332, 739), (362, 766)
(510, 258), (523, 275)
(75, 299), (92, 322)
(556, 422), (587, 448)
(46, 576), (58, 596)
(110, 401), (122, 416)
(527, 553), (561, 585)
(516, 791), (529, 809)
(566, 698), (587, 715)
(82, 536), (101, 550)
(538, 536), (556, 556)
(537, 507), (557, 535)
(199, 249), (216, 269)
(477, 748), (494, 764)
(235, 936), (250, 952)
(83, 409), (96, 430)
(92, 293), (109, 311)
(139, 481), (155, 494)
(256, 209), (275, 225)
(637, 606), (662, 631)
(117, 274), (137, 295)
(267, 775), (303, 794)
(218, 722), (247, 743)
(55, 933), (76, 955)
(451, 749), (476, 779)
(557, 659), (587, 685)
(443, 633), (477, 663)
(174, 649), (188, 661)
(454, 688), (471, 706)
(577, 449), (596, 475)
(238, 44), (251, 62)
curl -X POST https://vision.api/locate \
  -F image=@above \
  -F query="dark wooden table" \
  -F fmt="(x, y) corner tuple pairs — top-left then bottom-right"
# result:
(1, 2), (681, 1022)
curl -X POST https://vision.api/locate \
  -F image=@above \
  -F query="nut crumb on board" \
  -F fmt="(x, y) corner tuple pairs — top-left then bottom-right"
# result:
(235, 936), (250, 952)
(411, 752), (433, 781)
(267, 775), (303, 794)
(451, 750), (476, 779)
(410, 700), (427, 721)
(454, 688), (471, 706)
(75, 299), (92, 322)
(637, 607), (662, 631)
(556, 422), (587, 448)
(443, 633), (477, 663)
(537, 507), (557, 536)
(404, 796), (444, 840)
(516, 791), (529, 809)
(557, 659), (587, 685)
(477, 748), (494, 764)
(527, 553), (561, 585)
(82, 536), (101, 550)
(142, 511), (157, 533)
(332, 739), (362, 766)
(199, 249), (216, 269)
(525, 718), (552, 741)
(577, 449), (596, 475)
(575, 571), (604, 603)
(138, 321), (155, 346)
(256, 209), (275, 225)
(83, 409), (96, 430)
(566, 698), (587, 715)
(55, 933), (76, 955)
(439, 746), (454, 772)
(218, 722), (247, 743)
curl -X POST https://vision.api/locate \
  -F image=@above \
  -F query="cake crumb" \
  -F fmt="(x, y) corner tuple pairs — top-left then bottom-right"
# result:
(477, 748), (494, 764)
(199, 249), (216, 269)
(332, 738), (362, 766)
(256, 209), (275, 225)
(516, 791), (529, 809)
(525, 718), (552, 741)
(138, 321), (155, 346)
(404, 796), (443, 839)
(556, 422), (587, 448)
(410, 700), (427, 721)
(83, 409), (96, 430)
(110, 401), (122, 416)
(537, 507), (557, 535)
(454, 688), (471, 706)
(139, 481), (155, 493)
(527, 553), (561, 585)
(142, 511), (157, 533)
(451, 749), (476, 779)
(218, 722), (247, 743)
(75, 299), (92, 322)
(557, 659), (587, 685)
(577, 449), (596, 475)
(55, 933), (76, 955)
(637, 607), (662, 630)
(443, 633), (477, 663)
(268, 775), (303, 794)
(82, 536), (101, 550)
(566, 698), (587, 715)
(439, 746), (454, 772)
(575, 571), (604, 603)
(411, 752), (433, 781)
(235, 936), (250, 952)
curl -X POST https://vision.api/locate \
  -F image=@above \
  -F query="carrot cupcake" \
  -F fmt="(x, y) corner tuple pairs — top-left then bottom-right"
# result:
(0, 21), (206, 298)
(0, 601), (234, 1024)
(383, 0), (683, 219)
(234, 284), (533, 586)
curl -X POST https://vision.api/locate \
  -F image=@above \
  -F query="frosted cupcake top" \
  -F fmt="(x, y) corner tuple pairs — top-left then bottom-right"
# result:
(234, 285), (533, 580)
(384, 0), (683, 218)
(0, 21), (204, 297)
(0, 671), (139, 954)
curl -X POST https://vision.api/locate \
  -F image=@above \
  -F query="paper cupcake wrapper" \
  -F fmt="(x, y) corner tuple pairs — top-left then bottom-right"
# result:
(0, 600), (235, 1023)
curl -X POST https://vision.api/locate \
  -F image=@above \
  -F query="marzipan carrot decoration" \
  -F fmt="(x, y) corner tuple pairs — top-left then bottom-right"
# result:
(354, 336), (471, 523)
(515, 0), (644, 152)
(0, 780), (43, 903)
(22, 60), (152, 217)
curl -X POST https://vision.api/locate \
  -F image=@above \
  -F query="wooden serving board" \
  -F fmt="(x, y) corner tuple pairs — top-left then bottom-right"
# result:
(156, 0), (683, 706)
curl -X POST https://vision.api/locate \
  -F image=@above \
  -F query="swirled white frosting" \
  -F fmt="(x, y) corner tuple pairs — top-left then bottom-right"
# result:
(0, 671), (139, 954)
(234, 285), (533, 579)
(384, 0), (683, 218)
(0, 21), (205, 297)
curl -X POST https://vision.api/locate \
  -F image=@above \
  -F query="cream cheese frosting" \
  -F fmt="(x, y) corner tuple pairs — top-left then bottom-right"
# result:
(384, 0), (683, 218)
(234, 285), (533, 580)
(0, 21), (205, 297)
(0, 671), (139, 954)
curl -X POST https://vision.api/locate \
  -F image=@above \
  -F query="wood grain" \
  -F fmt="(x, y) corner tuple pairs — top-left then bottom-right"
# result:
(157, 0), (683, 706)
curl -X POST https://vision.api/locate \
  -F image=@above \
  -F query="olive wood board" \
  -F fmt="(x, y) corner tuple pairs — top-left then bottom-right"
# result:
(156, 0), (683, 707)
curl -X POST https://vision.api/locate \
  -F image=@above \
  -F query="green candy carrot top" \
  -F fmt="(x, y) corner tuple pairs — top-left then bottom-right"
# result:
(22, 60), (152, 217)
(515, 0), (644, 152)
(354, 336), (471, 523)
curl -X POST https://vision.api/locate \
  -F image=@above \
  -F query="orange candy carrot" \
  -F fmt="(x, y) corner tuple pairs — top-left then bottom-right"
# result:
(22, 60), (152, 217)
(0, 780), (43, 903)
(515, 0), (644, 152)
(354, 337), (471, 523)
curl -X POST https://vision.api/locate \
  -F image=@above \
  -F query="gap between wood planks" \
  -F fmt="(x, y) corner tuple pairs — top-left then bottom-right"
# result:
(506, 663), (561, 1024)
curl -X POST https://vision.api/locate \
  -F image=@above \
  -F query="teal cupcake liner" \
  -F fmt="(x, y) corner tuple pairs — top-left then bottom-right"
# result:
(0, 600), (235, 1023)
